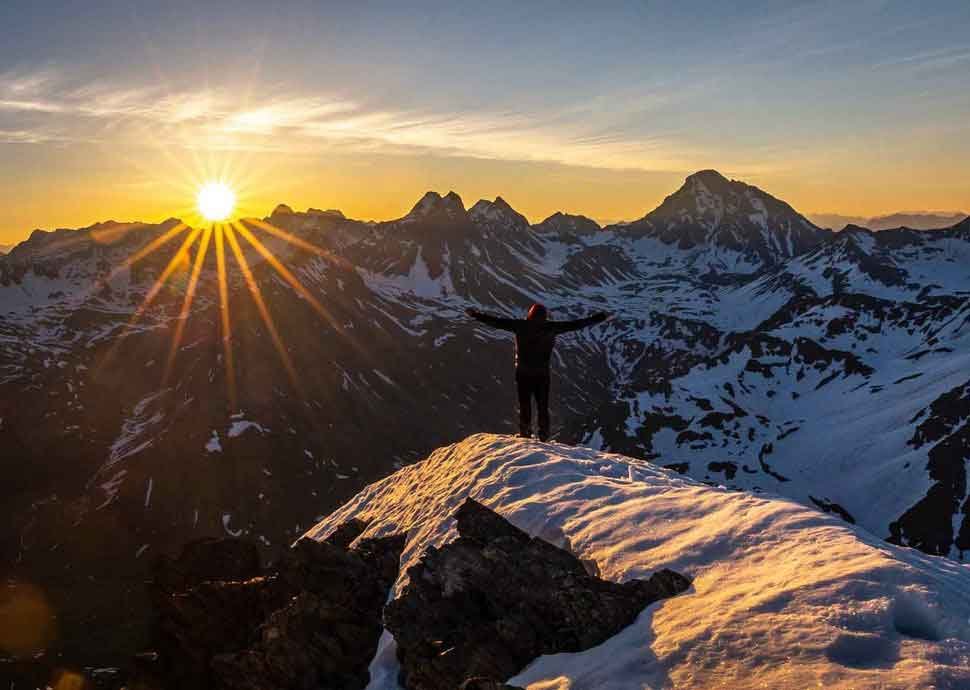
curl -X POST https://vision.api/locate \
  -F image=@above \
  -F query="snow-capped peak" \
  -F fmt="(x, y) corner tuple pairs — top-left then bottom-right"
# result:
(405, 191), (467, 221)
(468, 196), (529, 230)
(533, 211), (601, 236)
(610, 169), (829, 269)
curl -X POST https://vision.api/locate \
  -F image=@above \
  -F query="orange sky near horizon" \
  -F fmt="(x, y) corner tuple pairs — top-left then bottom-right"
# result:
(3, 144), (968, 246)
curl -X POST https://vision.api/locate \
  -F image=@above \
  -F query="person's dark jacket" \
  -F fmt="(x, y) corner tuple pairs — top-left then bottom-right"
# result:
(467, 309), (609, 376)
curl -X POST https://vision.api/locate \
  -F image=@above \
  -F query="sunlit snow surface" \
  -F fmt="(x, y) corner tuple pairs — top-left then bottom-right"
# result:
(306, 434), (970, 690)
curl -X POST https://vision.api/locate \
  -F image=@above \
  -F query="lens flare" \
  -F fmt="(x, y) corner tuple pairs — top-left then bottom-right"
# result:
(0, 582), (57, 658)
(197, 182), (236, 221)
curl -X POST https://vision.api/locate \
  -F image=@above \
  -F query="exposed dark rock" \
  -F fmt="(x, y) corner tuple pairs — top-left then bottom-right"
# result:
(758, 442), (790, 483)
(708, 461), (738, 480)
(809, 496), (856, 524)
(151, 523), (405, 690)
(153, 537), (262, 595)
(890, 379), (970, 555)
(459, 679), (525, 690)
(384, 498), (691, 690)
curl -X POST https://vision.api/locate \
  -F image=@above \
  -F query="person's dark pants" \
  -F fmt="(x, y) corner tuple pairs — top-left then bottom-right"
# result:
(516, 371), (550, 440)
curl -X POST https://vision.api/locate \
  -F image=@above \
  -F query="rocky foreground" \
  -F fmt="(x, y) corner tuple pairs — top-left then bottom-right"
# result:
(147, 498), (688, 689)
(123, 433), (970, 689)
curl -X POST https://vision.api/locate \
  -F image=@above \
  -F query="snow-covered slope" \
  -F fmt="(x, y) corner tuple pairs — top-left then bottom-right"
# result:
(307, 434), (970, 690)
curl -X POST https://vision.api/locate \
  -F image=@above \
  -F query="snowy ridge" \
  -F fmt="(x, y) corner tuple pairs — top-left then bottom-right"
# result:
(306, 434), (970, 689)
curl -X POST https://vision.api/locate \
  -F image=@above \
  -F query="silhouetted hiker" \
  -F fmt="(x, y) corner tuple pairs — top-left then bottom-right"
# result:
(466, 303), (610, 441)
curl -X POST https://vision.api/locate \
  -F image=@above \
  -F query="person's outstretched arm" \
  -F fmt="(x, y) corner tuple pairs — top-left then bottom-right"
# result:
(466, 308), (521, 332)
(549, 311), (611, 333)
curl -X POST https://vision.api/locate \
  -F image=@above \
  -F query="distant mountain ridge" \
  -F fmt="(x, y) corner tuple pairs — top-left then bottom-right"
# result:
(5, 181), (966, 253)
(810, 210), (969, 231)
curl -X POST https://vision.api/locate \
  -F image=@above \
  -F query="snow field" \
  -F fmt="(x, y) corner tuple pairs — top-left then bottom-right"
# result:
(306, 434), (970, 689)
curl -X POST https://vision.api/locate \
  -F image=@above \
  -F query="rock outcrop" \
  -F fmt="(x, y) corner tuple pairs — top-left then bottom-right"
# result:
(458, 679), (525, 690)
(151, 522), (405, 690)
(152, 536), (262, 594)
(384, 498), (691, 690)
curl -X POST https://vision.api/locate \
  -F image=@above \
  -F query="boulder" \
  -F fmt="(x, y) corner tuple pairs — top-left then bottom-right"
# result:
(384, 498), (691, 690)
(152, 523), (405, 690)
(459, 679), (525, 690)
(153, 537), (262, 594)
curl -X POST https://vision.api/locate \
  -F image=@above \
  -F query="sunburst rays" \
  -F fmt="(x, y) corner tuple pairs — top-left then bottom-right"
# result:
(232, 219), (377, 366)
(222, 222), (301, 392)
(124, 227), (201, 327)
(232, 221), (346, 335)
(214, 223), (237, 411)
(163, 226), (213, 384)
(94, 203), (359, 410)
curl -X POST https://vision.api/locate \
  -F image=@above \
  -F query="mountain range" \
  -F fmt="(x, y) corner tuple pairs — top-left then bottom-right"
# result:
(809, 210), (968, 232)
(1, 168), (969, 671)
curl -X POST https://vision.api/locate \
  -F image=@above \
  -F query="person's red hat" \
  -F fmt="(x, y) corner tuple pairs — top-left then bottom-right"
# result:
(527, 303), (547, 321)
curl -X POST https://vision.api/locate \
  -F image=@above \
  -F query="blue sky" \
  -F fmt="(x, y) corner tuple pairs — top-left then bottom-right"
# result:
(1, 1), (968, 241)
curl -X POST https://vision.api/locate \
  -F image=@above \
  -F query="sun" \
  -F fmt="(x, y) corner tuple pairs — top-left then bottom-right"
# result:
(197, 182), (236, 222)
(100, 156), (361, 409)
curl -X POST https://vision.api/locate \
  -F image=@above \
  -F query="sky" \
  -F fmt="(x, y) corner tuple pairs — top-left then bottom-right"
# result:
(1, 0), (968, 244)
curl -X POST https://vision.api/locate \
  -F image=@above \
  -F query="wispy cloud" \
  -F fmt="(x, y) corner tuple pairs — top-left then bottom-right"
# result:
(872, 46), (970, 72)
(0, 128), (60, 144)
(0, 67), (721, 175)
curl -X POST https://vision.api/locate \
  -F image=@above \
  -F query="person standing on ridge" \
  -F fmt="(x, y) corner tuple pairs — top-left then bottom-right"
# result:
(466, 303), (611, 441)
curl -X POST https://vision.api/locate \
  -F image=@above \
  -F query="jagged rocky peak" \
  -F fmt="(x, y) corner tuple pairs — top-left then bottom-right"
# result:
(836, 224), (877, 246)
(307, 207), (345, 219)
(407, 190), (467, 220)
(270, 204), (346, 220)
(614, 169), (830, 265)
(840, 224), (909, 255)
(686, 167), (731, 189)
(4, 218), (175, 266)
(469, 196), (529, 230)
(648, 169), (816, 229)
(534, 211), (601, 235)
(840, 223), (874, 234)
(25, 226), (82, 245)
